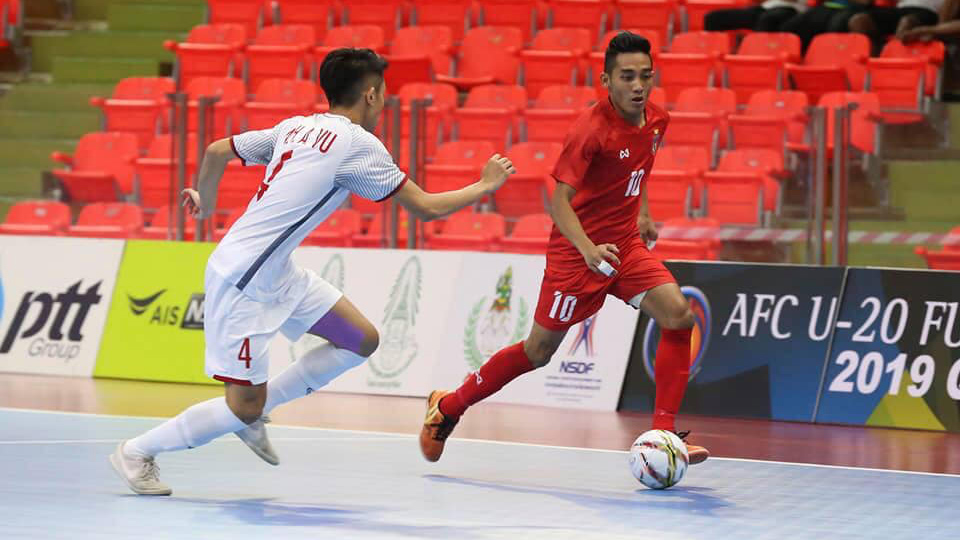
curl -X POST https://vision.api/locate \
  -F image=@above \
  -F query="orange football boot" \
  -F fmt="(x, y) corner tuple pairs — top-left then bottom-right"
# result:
(419, 390), (460, 462)
(677, 430), (710, 464)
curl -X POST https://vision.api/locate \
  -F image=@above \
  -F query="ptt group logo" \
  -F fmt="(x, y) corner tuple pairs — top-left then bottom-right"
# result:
(642, 286), (711, 382)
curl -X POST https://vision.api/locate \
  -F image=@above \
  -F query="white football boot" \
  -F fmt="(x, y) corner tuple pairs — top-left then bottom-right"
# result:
(234, 415), (279, 466)
(109, 442), (173, 496)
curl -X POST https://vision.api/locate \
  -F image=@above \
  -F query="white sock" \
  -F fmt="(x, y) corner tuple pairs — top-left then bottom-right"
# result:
(125, 397), (247, 458)
(263, 343), (367, 413)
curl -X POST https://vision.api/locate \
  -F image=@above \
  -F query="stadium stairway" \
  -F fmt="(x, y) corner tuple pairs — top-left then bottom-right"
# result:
(0, 0), (204, 215)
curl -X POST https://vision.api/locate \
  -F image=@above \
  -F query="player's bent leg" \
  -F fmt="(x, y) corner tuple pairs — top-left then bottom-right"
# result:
(226, 382), (279, 466)
(419, 323), (568, 462)
(112, 385), (256, 495)
(639, 283), (709, 465)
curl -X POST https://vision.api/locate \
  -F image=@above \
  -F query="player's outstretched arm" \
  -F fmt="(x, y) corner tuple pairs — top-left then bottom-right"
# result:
(552, 181), (621, 276)
(181, 138), (234, 219)
(392, 154), (516, 221)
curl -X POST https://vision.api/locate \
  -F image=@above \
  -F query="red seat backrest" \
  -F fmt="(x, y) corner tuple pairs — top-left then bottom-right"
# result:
(656, 145), (709, 174)
(4, 200), (72, 228)
(670, 31), (731, 56)
(464, 84), (528, 110)
(252, 79), (317, 105)
(442, 212), (506, 238)
(746, 89), (808, 118)
(456, 26), (523, 83)
(72, 132), (139, 186)
(186, 23), (246, 46)
(531, 27), (592, 55)
(321, 25), (386, 49)
(675, 87), (737, 115)
(433, 141), (496, 166)
(76, 202), (143, 227)
(185, 77), (246, 105)
(534, 85), (597, 109)
(508, 142), (563, 173)
(112, 77), (175, 100)
(510, 213), (553, 238)
(718, 148), (783, 173)
(253, 24), (315, 46)
(145, 133), (200, 162)
(397, 82), (458, 110)
(804, 33), (870, 67)
(735, 32), (801, 62)
(314, 208), (364, 234)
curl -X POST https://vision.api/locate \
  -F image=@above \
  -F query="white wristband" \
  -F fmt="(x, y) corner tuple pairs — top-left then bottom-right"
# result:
(596, 260), (616, 277)
(647, 239), (657, 250)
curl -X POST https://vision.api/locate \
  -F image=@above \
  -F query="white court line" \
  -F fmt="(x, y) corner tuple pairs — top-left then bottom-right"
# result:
(4, 406), (960, 478)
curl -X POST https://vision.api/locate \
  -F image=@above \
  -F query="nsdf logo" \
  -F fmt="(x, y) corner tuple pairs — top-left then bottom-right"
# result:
(126, 289), (204, 329)
(0, 279), (103, 362)
(642, 286), (712, 382)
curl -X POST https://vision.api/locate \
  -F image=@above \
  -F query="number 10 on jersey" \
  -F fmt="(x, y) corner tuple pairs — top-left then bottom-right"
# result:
(625, 169), (645, 197)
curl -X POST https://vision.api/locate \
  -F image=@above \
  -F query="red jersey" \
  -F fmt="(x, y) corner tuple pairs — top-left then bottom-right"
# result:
(548, 97), (669, 268)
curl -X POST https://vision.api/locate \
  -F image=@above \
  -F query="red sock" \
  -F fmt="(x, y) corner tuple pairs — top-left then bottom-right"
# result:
(439, 342), (534, 417)
(652, 327), (692, 431)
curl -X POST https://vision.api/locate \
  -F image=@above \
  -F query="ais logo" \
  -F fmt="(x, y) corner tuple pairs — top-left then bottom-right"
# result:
(127, 290), (204, 330)
(642, 286), (712, 382)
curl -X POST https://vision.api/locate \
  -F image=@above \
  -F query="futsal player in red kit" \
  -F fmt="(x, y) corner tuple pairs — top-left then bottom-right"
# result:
(418, 31), (709, 464)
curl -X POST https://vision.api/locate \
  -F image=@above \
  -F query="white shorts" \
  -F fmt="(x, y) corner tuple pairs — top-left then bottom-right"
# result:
(203, 265), (343, 385)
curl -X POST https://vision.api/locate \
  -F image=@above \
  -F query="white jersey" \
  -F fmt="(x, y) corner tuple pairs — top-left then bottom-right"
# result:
(209, 113), (406, 302)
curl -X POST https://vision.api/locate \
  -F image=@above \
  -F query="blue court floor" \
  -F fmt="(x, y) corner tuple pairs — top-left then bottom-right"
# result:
(0, 407), (957, 540)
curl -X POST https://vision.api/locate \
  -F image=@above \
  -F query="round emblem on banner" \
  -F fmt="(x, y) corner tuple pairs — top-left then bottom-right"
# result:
(641, 286), (712, 382)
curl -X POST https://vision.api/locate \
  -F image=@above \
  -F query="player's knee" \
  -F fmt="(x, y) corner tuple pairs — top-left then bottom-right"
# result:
(355, 325), (379, 358)
(523, 339), (559, 369)
(660, 305), (696, 331)
(229, 399), (265, 425)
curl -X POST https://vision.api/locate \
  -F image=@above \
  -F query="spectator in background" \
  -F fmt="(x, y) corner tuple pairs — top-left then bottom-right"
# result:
(848, 0), (946, 53)
(780, 0), (874, 50)
(898, 0), (960, 41)
(704, 0), (807, 32)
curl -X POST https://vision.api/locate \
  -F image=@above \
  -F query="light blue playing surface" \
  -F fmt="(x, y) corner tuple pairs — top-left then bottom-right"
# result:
(0, 408), (957, 539)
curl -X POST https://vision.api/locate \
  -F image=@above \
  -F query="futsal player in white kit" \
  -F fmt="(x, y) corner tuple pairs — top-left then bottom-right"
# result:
(110, 48), (516, 495)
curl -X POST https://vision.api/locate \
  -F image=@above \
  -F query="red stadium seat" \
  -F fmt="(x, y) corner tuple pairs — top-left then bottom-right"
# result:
(0, 200), (72, 237)
(656, 145), (709, 176)
(164, 24), (246, 90)
(244, 79), (316, 130)
(410, 0), (475, 42)
(548, 0), (612, 44)
(500, 213), (553, 253)
(663, 112), (721, 165)
(245, 25), (315, 92)
(724, 32), (802, 104)
(352, 207), (427, 248)
(66, 202), (143, 238)
(671, 30), (731, 56)
(478, 0), (538, 44)
(219, 160), (266, 220)
(865, 57), (927, 124)
(390, 25), (454, 78)
(425, 211), (505, 251)
(656, 54), (715, 104)
(675, 86), (736, 147)
(303, 208), (364, 246)
(493, 141), (562, 218)
(140, 204), (196, 240)
(438, 26), (522, 89)
(424, 141), (496, 193)
(881, 39), (945, 98)
(915, 246), (960, 271)
(717, 148), (783, 214)
(521, 28), (591, 97)
(786, 33), (869, 104)
(316, 25), (386, 61)
(340, 0), (404, 42)
(683, 0), (740, 32)
(398, 82), (458, 161)
(273, 0), (337, 41)
(50, 132), (139, 202)
(454, 85), (527, 151)
(185, 77), (246, 138)
(524, 85), (597, 144)
(89, 77), (175, 151)
(206, 0), (267, 37)
(728, 89), (808, 154)
(650, 239), (717, 261)
(136, 134), (200, 212)
(615, 0), (676, 46)
(646, 169), (694, 221)
(702, 170), (764, 225)
(819, 91), (881, 156)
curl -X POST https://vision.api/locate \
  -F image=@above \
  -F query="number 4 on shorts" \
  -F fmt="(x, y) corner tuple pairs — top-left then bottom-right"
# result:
(238, 338), (252, 369)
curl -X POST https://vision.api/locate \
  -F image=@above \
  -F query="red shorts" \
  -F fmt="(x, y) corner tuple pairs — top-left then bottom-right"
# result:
(533, 237), (676, 331)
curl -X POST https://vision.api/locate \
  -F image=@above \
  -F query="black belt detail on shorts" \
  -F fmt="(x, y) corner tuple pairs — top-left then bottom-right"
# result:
(236, 186), (341, 291)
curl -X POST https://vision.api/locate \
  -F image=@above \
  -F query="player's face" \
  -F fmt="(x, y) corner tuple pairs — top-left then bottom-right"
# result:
(361, 79), (387, 132)
(603, 52), (654, 121)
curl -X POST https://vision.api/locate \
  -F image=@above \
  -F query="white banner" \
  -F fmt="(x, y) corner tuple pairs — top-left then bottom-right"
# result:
(0, 236), (123, 377)
(271, 247), (638, 411)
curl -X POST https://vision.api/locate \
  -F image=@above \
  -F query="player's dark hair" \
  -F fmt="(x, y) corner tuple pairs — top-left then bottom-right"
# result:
(604, 31), (652, 74)
(318, 48), (389, 107)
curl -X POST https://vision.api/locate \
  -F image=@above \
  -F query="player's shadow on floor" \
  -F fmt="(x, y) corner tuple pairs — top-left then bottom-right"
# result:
(168, 496), (556, 538)
(425, 474), (731, 516)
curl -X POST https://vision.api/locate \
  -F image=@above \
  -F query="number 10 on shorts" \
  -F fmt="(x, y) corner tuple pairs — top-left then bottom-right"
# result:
(549, 292), (578, 322)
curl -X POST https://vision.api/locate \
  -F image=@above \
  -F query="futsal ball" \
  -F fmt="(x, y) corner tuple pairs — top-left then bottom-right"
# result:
(628, 429), (689, 489)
